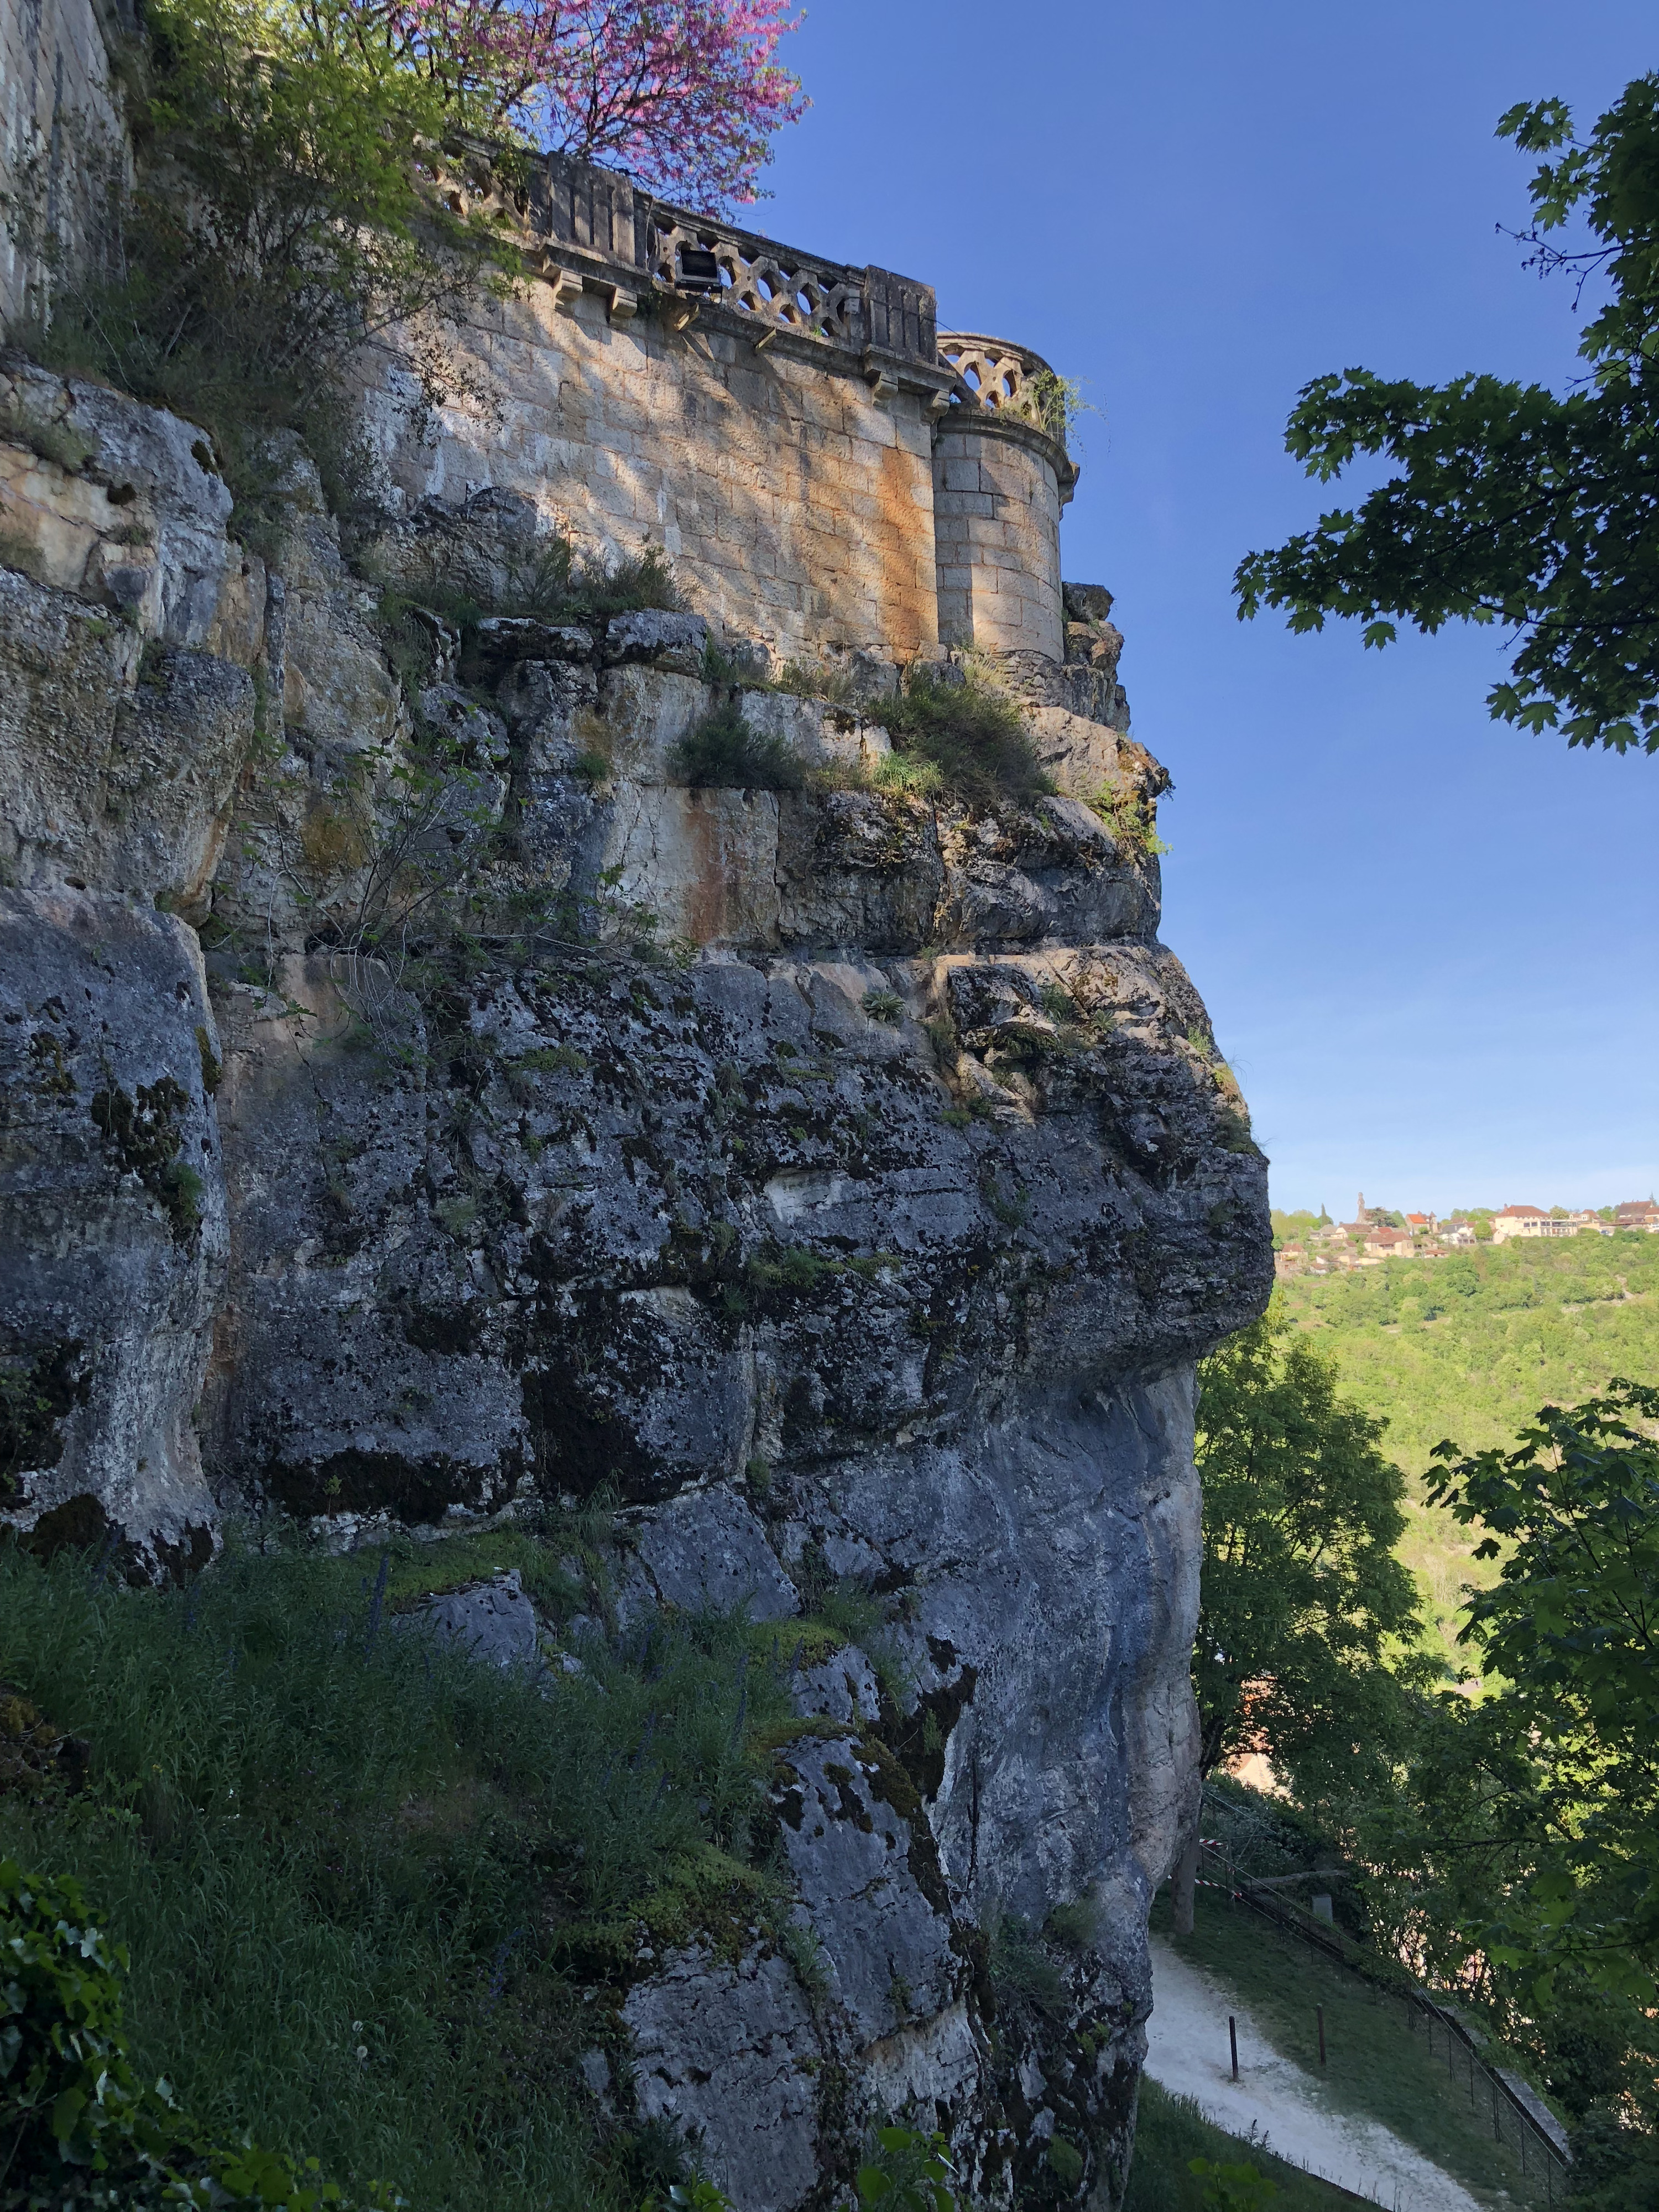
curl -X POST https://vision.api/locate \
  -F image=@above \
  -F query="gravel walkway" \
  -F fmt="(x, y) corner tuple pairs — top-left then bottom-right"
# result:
(1145, 1936), (1485, 2211)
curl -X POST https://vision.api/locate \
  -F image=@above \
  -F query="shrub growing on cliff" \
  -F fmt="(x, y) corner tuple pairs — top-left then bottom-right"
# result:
(670, 703), (804, 790)
(880, 672), (1053, 810)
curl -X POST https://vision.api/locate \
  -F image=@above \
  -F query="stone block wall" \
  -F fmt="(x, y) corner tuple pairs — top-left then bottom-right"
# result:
(933, 418), (1066, 661)
(357, 283), (944, 670)
(356, 149), (1081, 677)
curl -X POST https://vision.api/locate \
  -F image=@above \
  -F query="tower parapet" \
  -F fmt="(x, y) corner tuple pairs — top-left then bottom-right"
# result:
(360, 147), (1081, 678)
(933, 335), (1076, 662)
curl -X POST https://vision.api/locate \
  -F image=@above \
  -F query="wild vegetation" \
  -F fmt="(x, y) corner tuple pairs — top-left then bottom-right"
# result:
(877, 671), (1055, 810)
(0, 1525), (973, 2210)
(1237, 72), (1659, 755)
(670, 704), (804, 791)
(1189, 1312), (1659, 2206)
(1192, 1309), (1431, 1802)
(1276, 1234), (1659, 1646)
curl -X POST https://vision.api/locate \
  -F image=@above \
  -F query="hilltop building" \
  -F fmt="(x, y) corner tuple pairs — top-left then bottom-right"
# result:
(1491, 1204), (1578, 1243)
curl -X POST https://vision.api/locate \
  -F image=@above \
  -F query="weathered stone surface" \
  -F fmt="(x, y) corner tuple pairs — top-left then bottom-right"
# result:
(468, 615), (596, 683)
(354, 296), (945, 671)
(0, 354), (250, 652)
(777, 1735), (965, 2047)
(411, 1567), (546, 1669)
(0, 889), (226, 1574)
(792, 1644), (880, 1724)
(201, 956), (529, 1524)
(598, 785), (782, 949)
(738, 687), (891, 779)
(626, 1484), (799, 1621)
(603, 607), (708, 674)
(623, 1945), (822, 2212)
(593, 664), (712, 782)
(0, 569), (255, 910)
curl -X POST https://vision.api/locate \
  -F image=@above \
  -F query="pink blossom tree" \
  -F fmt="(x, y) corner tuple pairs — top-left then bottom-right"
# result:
(304, 0), (806, 208)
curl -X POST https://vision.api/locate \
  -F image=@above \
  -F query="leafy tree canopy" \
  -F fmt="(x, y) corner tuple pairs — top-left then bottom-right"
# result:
(1421, 1381), (1659, 2004)
(1235, 75), (1659, 755)
(304, 0), (807, 210)
(1193, 1305), (1431, 1797)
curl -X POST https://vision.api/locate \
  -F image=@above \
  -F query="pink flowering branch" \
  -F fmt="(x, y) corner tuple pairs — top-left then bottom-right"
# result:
(305, 0), (806, 207)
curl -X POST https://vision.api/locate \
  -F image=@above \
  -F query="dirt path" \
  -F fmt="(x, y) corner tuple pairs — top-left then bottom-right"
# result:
(1145, 1937), (1485, 2211)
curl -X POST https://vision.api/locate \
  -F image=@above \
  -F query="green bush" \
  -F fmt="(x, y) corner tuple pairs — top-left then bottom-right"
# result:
(670, 705), (804, 791)
(0, 1858), (381, 2208)
(880, 673), (1053, 809)
(851, 2124), (958, 2210)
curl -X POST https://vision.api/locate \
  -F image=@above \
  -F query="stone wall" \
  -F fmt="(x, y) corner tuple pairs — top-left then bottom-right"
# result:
(934, 415), (1066, 661)
(357, 283), (946, 672)
(356, 150), (1079, 679)
(0, 0), (129, 329)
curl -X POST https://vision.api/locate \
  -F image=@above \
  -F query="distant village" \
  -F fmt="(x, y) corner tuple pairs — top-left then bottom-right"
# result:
(1275, 1194), (1659, 1278)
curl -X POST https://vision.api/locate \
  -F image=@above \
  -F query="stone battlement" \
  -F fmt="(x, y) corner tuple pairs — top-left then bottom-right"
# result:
(1, 0), (1089, 683)
(359, 146), (1082, 677)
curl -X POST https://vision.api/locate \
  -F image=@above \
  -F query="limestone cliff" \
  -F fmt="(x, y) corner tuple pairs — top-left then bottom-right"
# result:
(0, 350), (1268, 2206)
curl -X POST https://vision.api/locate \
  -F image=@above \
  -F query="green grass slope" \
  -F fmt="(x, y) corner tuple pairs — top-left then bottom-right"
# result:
(0, 1528), (812, 2210)
(1149, 1886), (1551, 2209)
(1125, 2078), (1362, 2210)
(1277, 1234), (1659, 1649)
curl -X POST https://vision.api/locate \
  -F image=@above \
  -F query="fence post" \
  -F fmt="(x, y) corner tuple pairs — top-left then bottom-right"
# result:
(1229, 2016), (1239, 2081)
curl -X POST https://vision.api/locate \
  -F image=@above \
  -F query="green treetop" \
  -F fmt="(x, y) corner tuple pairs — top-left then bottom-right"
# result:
(1235, 75), (1659, 756)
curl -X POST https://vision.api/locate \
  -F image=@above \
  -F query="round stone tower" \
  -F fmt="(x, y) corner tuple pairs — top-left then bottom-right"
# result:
(931, 334), (1079, 664)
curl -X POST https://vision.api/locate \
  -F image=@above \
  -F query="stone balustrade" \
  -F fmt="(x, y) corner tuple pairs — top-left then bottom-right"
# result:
(643, 211), (866, 349)
(937, 333), (1069, 450)
(377, 144), (1082, 669)
(431, 146), (1073, 466)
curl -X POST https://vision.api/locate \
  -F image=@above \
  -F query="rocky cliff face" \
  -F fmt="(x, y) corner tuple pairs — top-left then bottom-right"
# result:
(0, 352), (1269, 2206)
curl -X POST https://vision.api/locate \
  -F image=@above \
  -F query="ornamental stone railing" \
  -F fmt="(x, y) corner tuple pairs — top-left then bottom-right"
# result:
(441, 144), (1072, 460)
(937, 333), (1068, 445)
(411, 141), (1078, 664)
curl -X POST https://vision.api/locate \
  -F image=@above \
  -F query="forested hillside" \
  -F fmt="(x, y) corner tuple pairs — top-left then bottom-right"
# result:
(1277, 1235), (1659, 1647)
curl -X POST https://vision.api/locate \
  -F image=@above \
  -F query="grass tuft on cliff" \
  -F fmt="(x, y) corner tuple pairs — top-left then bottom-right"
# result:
(671, 703), (804, 790)
(879, 671), (1054, 810)
(0, 1530), (799, 2210)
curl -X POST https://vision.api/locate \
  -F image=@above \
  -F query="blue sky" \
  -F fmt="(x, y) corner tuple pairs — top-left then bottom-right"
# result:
(754, 1), (1658, 1217)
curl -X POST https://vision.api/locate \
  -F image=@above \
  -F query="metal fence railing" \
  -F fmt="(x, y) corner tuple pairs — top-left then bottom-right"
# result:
(1196, 1839), (1572, 2206)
